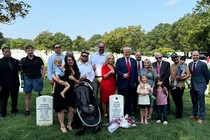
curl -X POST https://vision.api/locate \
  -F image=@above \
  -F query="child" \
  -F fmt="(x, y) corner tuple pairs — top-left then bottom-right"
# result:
(172, 56), (190, 90)
(153, 77), (168, 124)
(52, 57), (70, 98)
(137, 75), (151, 124)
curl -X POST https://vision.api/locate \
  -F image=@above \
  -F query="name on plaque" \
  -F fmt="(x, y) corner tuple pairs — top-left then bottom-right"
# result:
(38, 103), (51, 121)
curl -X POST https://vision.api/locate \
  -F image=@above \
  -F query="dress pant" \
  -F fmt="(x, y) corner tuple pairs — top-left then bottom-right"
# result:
(0, 86), (19, 116)
(118, 84), (134, 116)
(93, 77), (102, 103)
(170, 86), (185, 118)
(190, 86), (205, 120)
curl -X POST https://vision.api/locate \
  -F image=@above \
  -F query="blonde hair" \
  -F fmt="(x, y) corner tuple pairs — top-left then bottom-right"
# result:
(105, 54), (115, 64)
(54, 57), (62, 64)
(144, 59), (154, 71)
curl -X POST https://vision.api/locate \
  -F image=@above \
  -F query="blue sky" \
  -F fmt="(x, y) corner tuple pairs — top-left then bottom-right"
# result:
(0, 0), (198, 40)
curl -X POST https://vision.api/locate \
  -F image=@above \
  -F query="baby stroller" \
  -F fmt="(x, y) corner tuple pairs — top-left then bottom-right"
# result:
(74, 79), (102, 136)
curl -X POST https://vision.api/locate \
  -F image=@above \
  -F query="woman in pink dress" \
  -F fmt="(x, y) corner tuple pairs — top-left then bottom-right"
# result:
(100, 54), (116, 117)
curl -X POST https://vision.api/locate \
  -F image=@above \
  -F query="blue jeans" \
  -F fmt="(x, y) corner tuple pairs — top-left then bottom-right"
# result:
(157, 105), (168, 121)
(190, 87), (205, 120)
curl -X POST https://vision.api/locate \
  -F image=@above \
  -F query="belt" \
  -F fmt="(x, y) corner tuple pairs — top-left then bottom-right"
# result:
(95, 76), (102, 78)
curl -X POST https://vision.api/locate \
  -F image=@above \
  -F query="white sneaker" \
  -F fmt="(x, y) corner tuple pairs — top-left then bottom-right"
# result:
(163, 121), (168, 125)
(156, 120), (161, 124)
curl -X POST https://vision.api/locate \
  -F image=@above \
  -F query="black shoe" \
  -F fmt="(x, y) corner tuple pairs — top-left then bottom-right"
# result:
(175, 116), (182, 119)
(0, 114), (5, 118)
(24, 111), (30, 116)
(11, 109), (18, 115)
(38, 92), (42, 96)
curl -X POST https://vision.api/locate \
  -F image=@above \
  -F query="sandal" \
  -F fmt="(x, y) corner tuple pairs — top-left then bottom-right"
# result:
(67, 125), (72, 131)
(60, 127), (67, 133)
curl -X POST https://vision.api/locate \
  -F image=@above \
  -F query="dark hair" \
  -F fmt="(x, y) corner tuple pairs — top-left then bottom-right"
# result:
(2, 47), (10, 52)
(52, 43), (60, 49)
(64, 55), (80, 80)
(180, 56), (186, 61)
(153, 77), (167, 95)
(81, 51), (89, 55)
(171, 52), (178, 60)
(25, 45), (34, 50)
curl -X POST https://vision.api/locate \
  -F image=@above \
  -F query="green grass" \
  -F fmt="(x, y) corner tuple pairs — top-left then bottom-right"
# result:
(1, 79), (210, 140)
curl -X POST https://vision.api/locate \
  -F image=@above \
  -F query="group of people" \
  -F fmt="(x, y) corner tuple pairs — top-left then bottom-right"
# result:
(0, 42), (209, 133)
(0, 45), (45, 117)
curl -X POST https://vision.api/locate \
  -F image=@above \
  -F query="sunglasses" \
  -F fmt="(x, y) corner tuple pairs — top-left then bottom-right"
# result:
(155, 57), (162, 60)
(55, 47), (61, 49)
(81, 55), (88, 58)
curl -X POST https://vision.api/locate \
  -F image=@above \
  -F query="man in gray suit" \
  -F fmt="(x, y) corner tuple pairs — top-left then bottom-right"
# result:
(189, 51), (210, 124)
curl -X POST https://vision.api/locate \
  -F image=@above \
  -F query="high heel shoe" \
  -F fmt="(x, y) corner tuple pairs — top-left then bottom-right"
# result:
(67, 125), (72, 131)
(60, 127), (67, 133)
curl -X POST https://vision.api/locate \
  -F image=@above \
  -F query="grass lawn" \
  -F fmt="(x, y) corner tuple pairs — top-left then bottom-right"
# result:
(1, 79), (210, 140)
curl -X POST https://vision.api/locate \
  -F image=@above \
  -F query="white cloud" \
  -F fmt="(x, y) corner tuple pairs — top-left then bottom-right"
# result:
(164, 0), (179, 7)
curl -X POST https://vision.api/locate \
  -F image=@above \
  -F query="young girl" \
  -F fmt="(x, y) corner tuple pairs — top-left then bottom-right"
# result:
(52, 57), (70, 98)
(153, 77), (168, 124)
(137, 75), (151, 124)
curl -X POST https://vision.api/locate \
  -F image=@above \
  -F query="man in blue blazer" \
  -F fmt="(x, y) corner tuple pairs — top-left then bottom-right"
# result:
(116, 47), (138, 116)
(189, 51), (210, 124)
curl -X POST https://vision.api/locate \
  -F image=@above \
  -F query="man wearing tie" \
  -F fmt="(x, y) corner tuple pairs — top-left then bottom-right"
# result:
(189, 51), (210, 124)
(0, 47), (20, 117)
(116, 47), (138, 116)
(133, 51), (144, 114)
(152, 53), (170, 113)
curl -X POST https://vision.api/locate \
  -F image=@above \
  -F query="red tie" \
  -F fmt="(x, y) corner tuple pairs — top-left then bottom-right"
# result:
(138, 61), (141, 71)
(157, 62), (160, 76)
(192, 62), (196, 73)
(126, 58), (130, 74)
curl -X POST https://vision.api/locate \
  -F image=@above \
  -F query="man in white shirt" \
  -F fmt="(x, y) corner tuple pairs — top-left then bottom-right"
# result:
(47, 44), (65, 87)
(89, 41), (108, 102)
(77, 51), (95, 82)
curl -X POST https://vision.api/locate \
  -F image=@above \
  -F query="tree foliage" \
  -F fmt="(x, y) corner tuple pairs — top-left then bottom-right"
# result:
(72, 36), (86, 51)
(0, 0), (31, 24)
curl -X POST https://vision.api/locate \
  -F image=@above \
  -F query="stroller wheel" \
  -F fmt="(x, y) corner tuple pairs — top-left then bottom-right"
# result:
(75, 128), (85, 137)
(94, 123), (102, 134)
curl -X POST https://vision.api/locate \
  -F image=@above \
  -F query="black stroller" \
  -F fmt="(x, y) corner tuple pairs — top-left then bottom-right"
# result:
(74, 79), (102, 136)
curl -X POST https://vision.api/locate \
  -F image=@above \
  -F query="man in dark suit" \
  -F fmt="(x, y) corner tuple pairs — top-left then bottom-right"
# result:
(0, 47), (20, 117)
(152, 53), (170, 113)
(189, 51), (210, 124)
(116, 47), (138, 116)
(132, 51), (144, 114)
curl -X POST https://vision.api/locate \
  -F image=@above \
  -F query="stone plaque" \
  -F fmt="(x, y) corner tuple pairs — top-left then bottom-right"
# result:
(109, 95), (124, 122)
(36, 95), (53, 126)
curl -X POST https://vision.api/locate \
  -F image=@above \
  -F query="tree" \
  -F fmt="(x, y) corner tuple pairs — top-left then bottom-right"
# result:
(10, 38), (26, 49)
(145, 23), (173, 52)
(86, 34), (102, 51)
(0, 31), (5, 48)
(103, 26), (145, 53)
(53, 32), (72, 51)
(33, 31), (54, 53)
(0, 0), (31, 24)
(191, 0), (210, 55)
(72, 36), (87, 51)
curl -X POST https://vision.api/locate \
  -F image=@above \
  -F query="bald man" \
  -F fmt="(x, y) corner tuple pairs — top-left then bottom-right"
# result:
(188, 51), (210, 124)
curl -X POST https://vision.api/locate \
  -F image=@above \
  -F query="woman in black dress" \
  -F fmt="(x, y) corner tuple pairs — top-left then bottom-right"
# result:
(53, 55), (80, 133)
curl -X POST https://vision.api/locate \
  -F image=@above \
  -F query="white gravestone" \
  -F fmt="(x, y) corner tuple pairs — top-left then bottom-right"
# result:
(36, 95), (53, 126)
(19, 75), (23, 92)
(109, 95), (124, 122)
